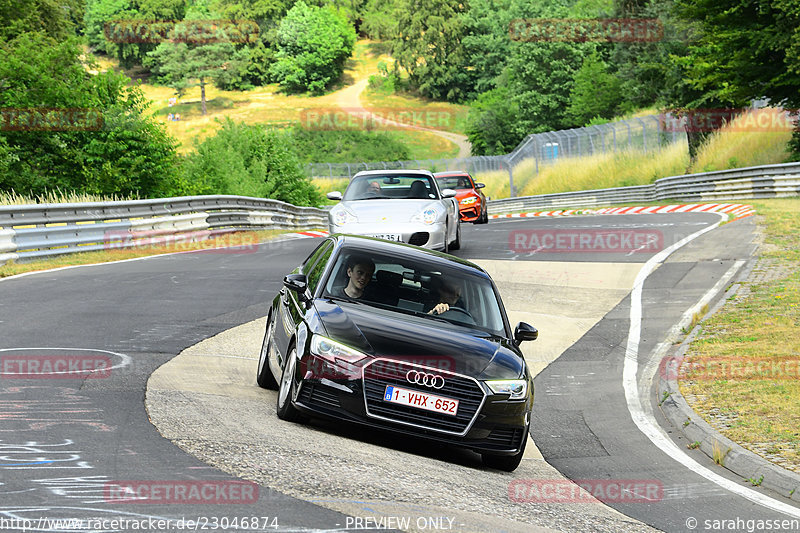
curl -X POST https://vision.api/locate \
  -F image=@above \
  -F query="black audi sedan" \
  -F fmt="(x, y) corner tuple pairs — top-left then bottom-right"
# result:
(256, 234), (538, 471)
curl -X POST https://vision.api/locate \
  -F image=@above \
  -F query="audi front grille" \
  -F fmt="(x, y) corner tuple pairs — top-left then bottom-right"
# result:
(361, 358), (486, 436)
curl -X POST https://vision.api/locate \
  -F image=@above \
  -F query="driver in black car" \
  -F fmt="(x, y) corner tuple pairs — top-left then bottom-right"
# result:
(427, 278), (463, 315)
(332, 256), (375, 299)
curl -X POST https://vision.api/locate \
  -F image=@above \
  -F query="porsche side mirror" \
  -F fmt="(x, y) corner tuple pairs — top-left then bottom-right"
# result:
(514, 322), (538, 345)
(326, 191), (342, 201)
(475, 183), (486, 189)
(441, 188), (457, 198)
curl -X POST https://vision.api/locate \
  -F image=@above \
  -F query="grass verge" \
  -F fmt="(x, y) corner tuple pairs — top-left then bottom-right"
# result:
(679, 198), (800, 473)
(0, 229), (298, 278)
(0, 190), (140, 205)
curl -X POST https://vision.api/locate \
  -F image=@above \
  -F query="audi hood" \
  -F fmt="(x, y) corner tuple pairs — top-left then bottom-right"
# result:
(314, 299), (525, 380)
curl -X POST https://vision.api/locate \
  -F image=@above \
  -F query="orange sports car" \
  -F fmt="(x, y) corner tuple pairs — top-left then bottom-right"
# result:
(434, 171), (489, 224)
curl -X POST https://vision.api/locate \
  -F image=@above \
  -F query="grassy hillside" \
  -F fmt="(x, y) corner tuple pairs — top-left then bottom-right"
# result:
(91, 40), (463, 160)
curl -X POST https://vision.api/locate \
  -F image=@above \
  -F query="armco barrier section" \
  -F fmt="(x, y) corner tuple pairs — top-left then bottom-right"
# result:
(488, 162), (800, 214)
(2, 162), (798, 266)
(0, 195), (327, 265)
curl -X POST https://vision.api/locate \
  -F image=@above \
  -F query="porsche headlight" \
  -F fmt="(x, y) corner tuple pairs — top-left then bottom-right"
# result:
(411, 207), (438, 225)
(460, 197), (477, 206)
(331, 207), (358, 226)
(311, 335), (368, 364)
(486, 379), (528, 400)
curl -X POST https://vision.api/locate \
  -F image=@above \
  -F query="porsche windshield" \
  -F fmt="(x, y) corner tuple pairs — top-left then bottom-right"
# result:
(342, 175), (439, 201)
(322, 249), (506, 337)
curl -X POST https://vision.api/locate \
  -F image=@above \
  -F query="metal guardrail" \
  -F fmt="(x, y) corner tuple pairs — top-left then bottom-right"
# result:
(1, 162), (798, 266)
(0, 195), (327, 265)
(487, 162), (800, 214)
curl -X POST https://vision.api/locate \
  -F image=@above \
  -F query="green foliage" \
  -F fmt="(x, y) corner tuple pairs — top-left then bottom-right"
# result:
(270, 1), (357, 94)
(145, 4), (252, 110)
(506, 39), (594, 133)
(0, 32), (179, 197)
(466, 87), (521, 156)
(674, 0), (800, 158)
(392, 0), (469, 101)
(84, 0), (186, 68)
(290, 127), (411, 164)
(459, 0), (518, 99)
(566, 52), (623, 126)
(0, 0), (83, 41)
(361, 0), (401, 39)
(178, 119), (323, 206)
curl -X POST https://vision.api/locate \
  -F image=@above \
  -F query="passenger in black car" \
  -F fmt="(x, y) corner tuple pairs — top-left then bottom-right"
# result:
(427, 278), (463, 315)
(333, 256), (375, 299)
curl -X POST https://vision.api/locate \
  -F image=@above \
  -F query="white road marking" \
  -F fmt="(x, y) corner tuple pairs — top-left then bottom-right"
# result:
(622, 213), (800, 518)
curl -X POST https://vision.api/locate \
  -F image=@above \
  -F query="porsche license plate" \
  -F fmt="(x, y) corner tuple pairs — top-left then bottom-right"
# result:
(383, 385), (459, 416)
(369, 234), (402, 242)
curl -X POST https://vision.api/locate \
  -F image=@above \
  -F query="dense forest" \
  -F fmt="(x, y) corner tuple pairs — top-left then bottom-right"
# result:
(1, 0), (798, 204)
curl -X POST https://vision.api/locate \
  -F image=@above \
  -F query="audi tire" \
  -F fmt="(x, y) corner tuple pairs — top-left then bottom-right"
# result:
(277, 346), (303, 422)
(256, 312), (279, 389)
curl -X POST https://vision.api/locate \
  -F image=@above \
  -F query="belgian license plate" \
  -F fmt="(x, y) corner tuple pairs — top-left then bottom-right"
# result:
(383, 385), (459, 416)
(370, 234), (402, 242)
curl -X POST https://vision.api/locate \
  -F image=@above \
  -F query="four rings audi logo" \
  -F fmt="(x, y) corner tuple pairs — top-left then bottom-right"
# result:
(406, 370), (445, 389)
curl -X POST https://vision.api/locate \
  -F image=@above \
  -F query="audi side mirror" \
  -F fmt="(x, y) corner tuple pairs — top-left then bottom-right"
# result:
(514, 322), (538, 345)
(441, 188), (457, 198)
(283, 274), (312, 306)
(475, 183), (485, 189)
(326, 191), (342, 201)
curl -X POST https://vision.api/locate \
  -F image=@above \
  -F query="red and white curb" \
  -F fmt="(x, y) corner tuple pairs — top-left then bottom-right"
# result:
(490, 203), (755, 221)
(295, 230), (330, 238)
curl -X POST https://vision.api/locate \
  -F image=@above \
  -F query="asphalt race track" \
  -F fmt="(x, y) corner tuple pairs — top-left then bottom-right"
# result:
(1, 213), (799, 532)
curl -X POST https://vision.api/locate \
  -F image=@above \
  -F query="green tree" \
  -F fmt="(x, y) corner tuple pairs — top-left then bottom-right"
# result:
(145, 3), (253, 113)
(0, 32), (178, 197)
(465, 87), (521, 155)
(146, 40), (245, 113)
(674, 0), (800, 156)
(392, 0), (469, 101)
(84, 0), (186, 68)
(178, 119), (323, 206)
(270, 1), (356, 94)
(210, 0), (293, 85)
(565, 51), (623, 126)
(0, 0), (83, 41)
(361, 0), (401, 39)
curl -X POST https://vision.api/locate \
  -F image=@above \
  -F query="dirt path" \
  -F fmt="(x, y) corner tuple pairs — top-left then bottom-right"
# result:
(333, 78), (472, 159)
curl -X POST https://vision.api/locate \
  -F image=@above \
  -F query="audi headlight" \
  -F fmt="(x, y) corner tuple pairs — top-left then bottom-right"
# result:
(331, 206), (358, 226)
(411, 207), (438, 225)
(311, 335), (367, 364)
(486, 379), (528, 400)
(460, 197), (477, 206)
